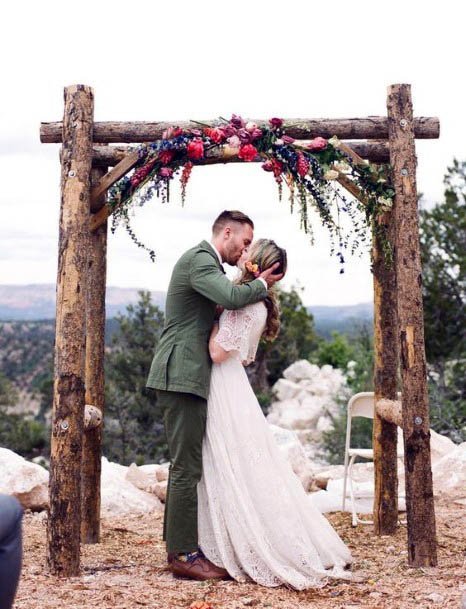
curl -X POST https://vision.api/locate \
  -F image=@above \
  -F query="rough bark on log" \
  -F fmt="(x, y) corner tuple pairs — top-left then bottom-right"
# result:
(91, 141), (391, 166)
(372, 208), (399, 534)
(81, 164), (108, 544)
(387, 83), (437, 566)
(47, 85), (94, 577)
(84, 405), (103, 429)
(41, 116), (440, 143)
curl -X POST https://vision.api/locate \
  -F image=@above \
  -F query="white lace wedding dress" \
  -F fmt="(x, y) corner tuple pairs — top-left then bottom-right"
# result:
(198, 301), (353, 590)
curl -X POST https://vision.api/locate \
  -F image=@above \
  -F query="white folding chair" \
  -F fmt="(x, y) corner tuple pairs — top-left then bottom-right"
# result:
(342, 391), (404, 526)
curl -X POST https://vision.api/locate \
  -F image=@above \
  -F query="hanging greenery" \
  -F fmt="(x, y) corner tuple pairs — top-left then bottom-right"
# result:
(107, 115), (395, 270)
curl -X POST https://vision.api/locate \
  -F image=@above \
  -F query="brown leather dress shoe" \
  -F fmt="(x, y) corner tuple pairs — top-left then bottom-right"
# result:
(169, 552), (229, 581)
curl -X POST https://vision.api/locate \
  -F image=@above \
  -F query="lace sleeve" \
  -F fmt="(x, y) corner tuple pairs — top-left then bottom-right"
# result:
(214, 308), (255, 362)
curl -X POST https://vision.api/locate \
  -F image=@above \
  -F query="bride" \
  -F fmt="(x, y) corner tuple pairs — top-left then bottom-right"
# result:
(198, 239), (353, 590)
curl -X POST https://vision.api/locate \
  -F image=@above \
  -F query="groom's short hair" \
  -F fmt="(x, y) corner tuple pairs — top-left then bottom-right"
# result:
(212, 210), (254, 235)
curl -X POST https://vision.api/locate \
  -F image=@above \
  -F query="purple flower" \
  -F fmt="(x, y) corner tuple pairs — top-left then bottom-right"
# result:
(230, 114), (245, 128)
(250, 128), (263, 140)
(237, 128), (252, 144)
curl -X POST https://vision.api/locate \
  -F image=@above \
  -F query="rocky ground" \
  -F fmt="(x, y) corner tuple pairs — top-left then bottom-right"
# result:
(14, 497), (465, 609)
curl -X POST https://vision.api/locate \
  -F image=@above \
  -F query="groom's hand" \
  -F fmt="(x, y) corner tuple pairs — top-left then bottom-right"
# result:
(259, 262), (284, 288)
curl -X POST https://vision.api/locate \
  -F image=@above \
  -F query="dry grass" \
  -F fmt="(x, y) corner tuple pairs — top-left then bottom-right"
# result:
(15, 497), (465, 609)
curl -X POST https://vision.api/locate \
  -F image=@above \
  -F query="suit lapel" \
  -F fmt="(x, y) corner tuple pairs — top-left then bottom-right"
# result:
(200, 240), (226, 274)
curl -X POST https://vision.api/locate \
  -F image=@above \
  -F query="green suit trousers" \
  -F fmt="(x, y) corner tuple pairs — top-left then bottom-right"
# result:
(157, 389), (207, 554)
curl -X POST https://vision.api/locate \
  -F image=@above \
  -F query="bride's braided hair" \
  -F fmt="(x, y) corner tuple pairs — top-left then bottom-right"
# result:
(235, 239), (287, 341)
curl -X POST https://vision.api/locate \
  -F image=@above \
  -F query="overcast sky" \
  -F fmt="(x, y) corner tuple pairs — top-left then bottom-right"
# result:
(1, 1), (464, 305)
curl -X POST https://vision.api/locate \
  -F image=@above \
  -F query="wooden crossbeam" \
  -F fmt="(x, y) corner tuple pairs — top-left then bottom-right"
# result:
(41, 116), (440, 143)
(91, 140), (391, 166)
(90, 150), (139, 212)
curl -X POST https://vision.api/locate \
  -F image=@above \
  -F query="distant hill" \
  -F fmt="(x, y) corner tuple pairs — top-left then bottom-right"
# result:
(0, 284), (166, 320)
(0, 284), (373, 337)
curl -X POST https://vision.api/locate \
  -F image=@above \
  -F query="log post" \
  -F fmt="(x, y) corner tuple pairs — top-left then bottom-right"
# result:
(387, 84), (437, 566)
(47, 85), (94, 576)
(81, 163), (108, 544)
(372, 212), (399, 534)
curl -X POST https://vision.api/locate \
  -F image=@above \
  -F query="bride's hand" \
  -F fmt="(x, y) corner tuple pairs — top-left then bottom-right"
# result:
(259, 262), (284, 288)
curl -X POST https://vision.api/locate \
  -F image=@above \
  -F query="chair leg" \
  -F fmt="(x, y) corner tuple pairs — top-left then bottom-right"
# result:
(348, 455), (358, 526)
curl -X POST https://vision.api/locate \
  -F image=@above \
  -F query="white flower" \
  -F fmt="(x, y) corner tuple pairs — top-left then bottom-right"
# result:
(275, 138), (284, 146)
(328, 135), (341, 148)
(324, 169), (339, 180)
(378, 196), (393, 210)
(245, 121), (257, 133)
(334, 161), (351, 173)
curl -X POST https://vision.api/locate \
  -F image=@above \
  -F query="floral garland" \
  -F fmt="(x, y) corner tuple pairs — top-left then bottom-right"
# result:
(108, 115), (395, 270)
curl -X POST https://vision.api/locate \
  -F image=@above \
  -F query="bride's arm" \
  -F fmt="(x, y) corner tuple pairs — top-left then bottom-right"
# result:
(209, 322), (230, 363)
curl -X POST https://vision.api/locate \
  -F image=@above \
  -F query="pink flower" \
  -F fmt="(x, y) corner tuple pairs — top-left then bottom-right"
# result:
(282, 135), (295, 144)
(269, 117), (283, 128)
(261, 160), (274, 172)
(306, 137), (327, 151)
(158, 150), (175, 165)
(262, 158), (283, 177)
(227, 135), (241, 148)
(238, 144), (258, 162)
(187, 138), (204, 160)
(245, 121), (258, 133)
(250, 128), (263, 140)
(222, 125), (237, 138)
(159, 167), (174, 178)
(230, 114), (245, 128)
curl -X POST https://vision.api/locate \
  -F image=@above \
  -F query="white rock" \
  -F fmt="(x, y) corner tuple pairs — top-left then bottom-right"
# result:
(432, 442), (466, 498)
(125, 463), (157, 493)
(269, 425), (314, 491)
(101, 457), (163, 515)
(155, 462), (169, 482)
(0, 447), (49, 510)
(154, 480), (167, 502)
(283, 360), (318, 382)
(272, 379), (302, 401)
(425, 592), (444, 603)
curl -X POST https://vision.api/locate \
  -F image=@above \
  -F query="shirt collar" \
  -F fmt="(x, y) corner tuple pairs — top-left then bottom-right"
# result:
(210, 241), (223, 266)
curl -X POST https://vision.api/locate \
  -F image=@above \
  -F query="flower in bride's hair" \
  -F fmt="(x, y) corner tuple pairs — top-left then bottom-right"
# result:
(245, 260), (260, 277)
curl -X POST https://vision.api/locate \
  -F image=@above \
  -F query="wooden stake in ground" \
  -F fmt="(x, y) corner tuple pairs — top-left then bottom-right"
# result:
(372, 210), (399, 534)
(81, 163), (108, 544)
(47, 85), (94, 576)
(387, 83), (437, 566)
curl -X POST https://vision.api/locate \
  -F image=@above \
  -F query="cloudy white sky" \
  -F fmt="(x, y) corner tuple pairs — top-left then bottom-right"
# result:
(1, 1), (464, 305)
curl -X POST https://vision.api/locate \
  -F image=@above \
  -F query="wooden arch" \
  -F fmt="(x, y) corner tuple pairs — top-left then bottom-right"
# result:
(40, 83), (439, 576)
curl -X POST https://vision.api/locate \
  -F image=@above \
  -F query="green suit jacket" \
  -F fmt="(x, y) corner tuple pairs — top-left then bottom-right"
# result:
(146, 240), (267, 399)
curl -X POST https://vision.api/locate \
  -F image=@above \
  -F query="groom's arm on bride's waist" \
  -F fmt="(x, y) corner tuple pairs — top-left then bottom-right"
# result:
(190, 251), (266, 309)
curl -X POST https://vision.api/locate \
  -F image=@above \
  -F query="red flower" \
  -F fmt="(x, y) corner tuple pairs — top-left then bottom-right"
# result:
(269, 117), (283, 128)
(158, 150), (175, 165)
(296, 151), (310, 177)
(204, 127), (225, 144)
(282, 135), (295, 144)
(162, 126), (183, 139)
(306, 137), (327, 151)
(238, 144), (258, 162)
(187, 138), (204, 160)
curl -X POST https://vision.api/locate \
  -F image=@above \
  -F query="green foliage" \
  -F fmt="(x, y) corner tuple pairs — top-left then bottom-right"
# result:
(104, 291), (167, 464)
(265, 286), (319, 386)
(318, 327), (375, 463)
(419, 159), (466, 442)
(0, 371), (48, 457)
(315, 332), (353, 370)
(419, 159), (466, 363)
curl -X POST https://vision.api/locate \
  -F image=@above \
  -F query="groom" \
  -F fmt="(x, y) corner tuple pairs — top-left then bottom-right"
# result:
(147, 210), (282, 580)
